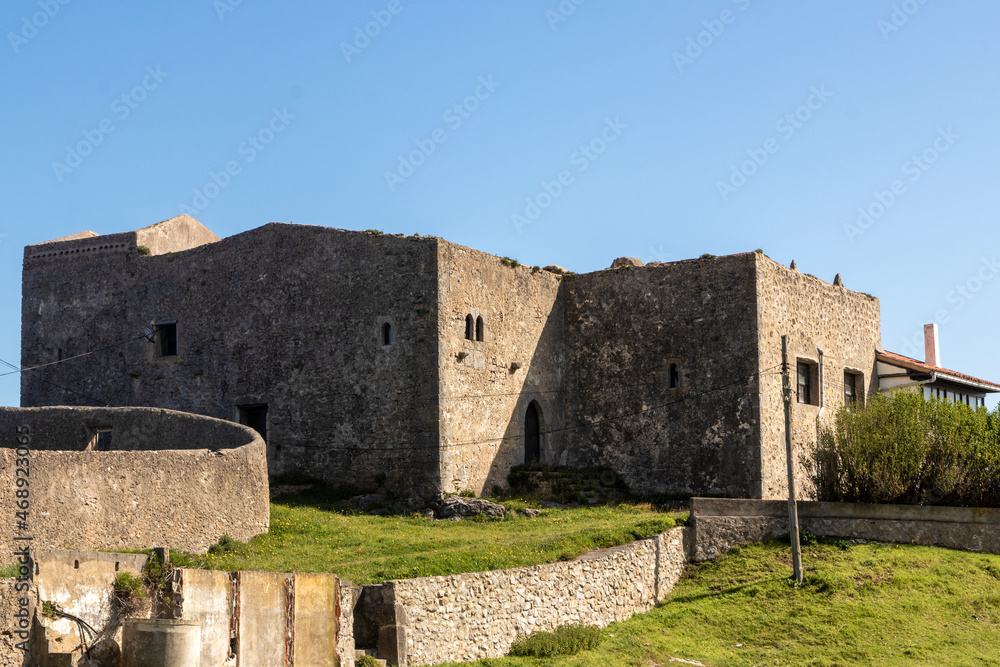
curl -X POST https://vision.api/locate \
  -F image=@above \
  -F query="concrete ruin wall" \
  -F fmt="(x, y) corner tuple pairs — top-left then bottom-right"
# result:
(753, 256), (882, 500)
(21, 224), (442, 499)
(690, 498), (1000, 561)
(381, 527), (689, 666)
(172, 567), (342, 666)
(562, 255), (763, 497)
(436, 243), (565, 495)
(0, 407), (268, 559)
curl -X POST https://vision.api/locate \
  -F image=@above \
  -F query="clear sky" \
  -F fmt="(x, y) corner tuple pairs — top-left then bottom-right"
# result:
(1, 1), (998, 408)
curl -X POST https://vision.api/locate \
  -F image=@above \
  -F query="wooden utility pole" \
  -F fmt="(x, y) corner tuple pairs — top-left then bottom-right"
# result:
(781, 335), (804, 584)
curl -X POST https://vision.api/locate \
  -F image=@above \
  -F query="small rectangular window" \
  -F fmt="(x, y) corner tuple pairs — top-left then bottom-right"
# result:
(844, 372), (856, 407)
(796, 362), (811, 405)
(237, 404), (268, 441)
(89, 427), (113, 451)
(157, 322), (177, 357)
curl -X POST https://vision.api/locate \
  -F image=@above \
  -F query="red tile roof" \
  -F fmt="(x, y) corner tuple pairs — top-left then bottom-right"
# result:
(878, 350), (1000, 392)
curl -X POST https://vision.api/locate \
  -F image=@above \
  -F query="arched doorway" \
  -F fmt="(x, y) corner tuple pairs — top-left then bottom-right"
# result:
(524, 402), (541, 464)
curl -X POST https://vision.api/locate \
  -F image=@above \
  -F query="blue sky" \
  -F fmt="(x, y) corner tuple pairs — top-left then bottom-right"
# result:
(1, 1), (998, 408)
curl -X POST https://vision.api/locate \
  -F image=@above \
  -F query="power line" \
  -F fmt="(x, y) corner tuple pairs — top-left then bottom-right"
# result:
(1, 334), (148, 379)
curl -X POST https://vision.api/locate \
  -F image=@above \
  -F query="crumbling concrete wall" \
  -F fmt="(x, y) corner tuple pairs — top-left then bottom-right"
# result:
(384, 527), (690, 666)
(172, 568), (342, 666)
(436, 243), (565, 495)
(0, 407), (268, 560)
(22, 223), (441, 499)
(562, 255), (762, 497)
(753, 255), (881, 500)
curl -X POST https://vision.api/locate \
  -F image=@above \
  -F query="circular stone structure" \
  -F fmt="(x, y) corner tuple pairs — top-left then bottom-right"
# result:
(0, 406), (269, 560)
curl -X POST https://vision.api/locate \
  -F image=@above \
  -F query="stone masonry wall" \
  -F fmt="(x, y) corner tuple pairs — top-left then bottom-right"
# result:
(753, 255), (881, 500)
(22, 222), (442, 498)
(437, 244), (565, 494)
(562, 255), (762, 497)
(0, 407), (268, 560)
(387, 527), (689, 666)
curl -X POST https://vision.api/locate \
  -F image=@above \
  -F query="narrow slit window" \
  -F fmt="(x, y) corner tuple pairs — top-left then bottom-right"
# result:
(476, 316), (484, 342)
(382, 322), (393, 346)
(465, 314), (474, 341)
(157, 322), (177, 357)
(669, 364), (680, 389)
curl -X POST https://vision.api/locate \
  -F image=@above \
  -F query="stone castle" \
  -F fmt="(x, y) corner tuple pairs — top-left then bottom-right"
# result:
(20, 215), (886, 501)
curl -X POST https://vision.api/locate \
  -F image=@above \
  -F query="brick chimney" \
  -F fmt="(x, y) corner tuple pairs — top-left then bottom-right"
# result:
(924, 323), (940, 367)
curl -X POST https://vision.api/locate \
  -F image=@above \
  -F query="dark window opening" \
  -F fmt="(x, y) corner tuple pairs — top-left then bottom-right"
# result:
(382, 322), (393, 346)
(157, 322), (177, 357)
(669, 364), (680, 389)
(796, 362), (812, 405)
(844, 372), (857, 407)
(57, 348), (63, 362)
(524, 402), (540, 464)
(238, 404), (268, 442)
(90, 427), (112, 451)
(476, 316), (484, 342)
(465, 314), (474, 340)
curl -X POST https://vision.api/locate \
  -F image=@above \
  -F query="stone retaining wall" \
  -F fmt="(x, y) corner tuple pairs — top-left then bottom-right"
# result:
(692, 497), (1000, 561)
(0, 578), (32, 667)
(374, 526), (689, 667)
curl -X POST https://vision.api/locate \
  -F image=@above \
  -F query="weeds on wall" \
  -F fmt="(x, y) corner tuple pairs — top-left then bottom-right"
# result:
(814, 390), (1000, 506)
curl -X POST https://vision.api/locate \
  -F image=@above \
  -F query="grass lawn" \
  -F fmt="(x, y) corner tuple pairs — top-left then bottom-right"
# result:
(437, 538), (1000, 666)
(172, 491), (684, 585)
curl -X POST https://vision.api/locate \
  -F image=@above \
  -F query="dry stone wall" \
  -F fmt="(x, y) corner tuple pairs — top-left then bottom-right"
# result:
(384, 527), (689, 666)
(0, 407), (268, 560)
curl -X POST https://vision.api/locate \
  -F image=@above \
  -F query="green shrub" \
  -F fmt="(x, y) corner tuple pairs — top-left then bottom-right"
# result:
(500, 257), (520, 268)
(113, 572), (146, 601)
(815, 391), (1000, 506)
(509, 624), (604, 657)
(356, 654), (382, 667)
(0, 563), (19, 578)
(136, 245), (151, 256)
(208, 534), (248, 556)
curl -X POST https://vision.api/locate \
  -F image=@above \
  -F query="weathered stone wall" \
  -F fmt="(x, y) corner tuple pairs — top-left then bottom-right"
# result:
(562, 256), (762, 497)
(437, 243), (565, 494)
(753, 256), (881, 500)
(22, 222), (442, 498)
(0, 407), (268, 560)
(385, 527), (689, 666)
(691, 497), (1000, 561)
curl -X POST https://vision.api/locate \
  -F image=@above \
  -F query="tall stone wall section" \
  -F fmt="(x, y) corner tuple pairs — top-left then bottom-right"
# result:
(386, 527), (689, 666)
(753, 256), (881, 499)
(436, 243), (565, 494)
(0, 407), (268, 560)
(562, 256), (763, 497)
(0, 579), (32, 667)
(22, 224), (442, 498)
